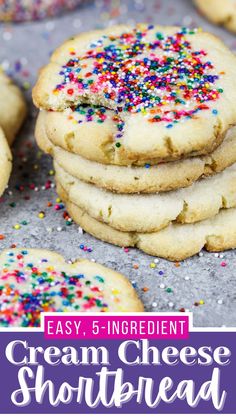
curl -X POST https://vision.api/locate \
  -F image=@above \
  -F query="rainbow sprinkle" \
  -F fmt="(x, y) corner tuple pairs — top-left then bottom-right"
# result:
(0, 249), (123, 327)
(66, 104), (125, 143)
(54, 25), (222, 127)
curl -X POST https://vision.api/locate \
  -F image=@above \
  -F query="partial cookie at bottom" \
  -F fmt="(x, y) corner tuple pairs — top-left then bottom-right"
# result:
(0, 248), (144, 327)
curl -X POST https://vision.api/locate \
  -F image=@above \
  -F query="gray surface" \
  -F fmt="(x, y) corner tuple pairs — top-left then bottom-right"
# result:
(0, 0), (236, 326)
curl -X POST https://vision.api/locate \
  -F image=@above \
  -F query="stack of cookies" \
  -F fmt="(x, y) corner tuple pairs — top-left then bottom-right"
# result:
(33, 24), (236, 261)
(0, 69), (27, 197)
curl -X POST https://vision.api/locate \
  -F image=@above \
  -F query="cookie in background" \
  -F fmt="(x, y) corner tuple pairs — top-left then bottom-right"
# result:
(0, 69), (27, 197)
(33, 23), (236, 260)
(194, 0), (236, 33)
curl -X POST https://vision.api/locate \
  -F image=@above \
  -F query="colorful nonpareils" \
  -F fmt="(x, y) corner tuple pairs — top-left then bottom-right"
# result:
(55, 27), (222, 127)
(0, 249), (144, 326)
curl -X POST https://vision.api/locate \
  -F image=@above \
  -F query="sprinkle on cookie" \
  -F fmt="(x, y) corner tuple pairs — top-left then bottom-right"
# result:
(0, 249), (121, 327)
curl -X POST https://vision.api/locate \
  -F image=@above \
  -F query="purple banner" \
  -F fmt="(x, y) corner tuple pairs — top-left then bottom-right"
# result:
(0, 324), (235, 413)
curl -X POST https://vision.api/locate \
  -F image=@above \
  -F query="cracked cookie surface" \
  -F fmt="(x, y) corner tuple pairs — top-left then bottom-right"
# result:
(57, 188), (236, 261)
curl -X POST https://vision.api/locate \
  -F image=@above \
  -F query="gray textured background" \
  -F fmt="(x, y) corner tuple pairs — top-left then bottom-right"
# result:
(0, 0), (236, 326)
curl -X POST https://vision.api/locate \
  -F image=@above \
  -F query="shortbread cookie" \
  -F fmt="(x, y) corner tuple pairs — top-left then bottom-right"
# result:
(0, 128), (12, 197)
(55, 162), (236, 233)
(36, 111), (236, 194)
(33, 24), (236, 163)
(0, 248), (144, 326)
(0, 69), (27, 145)
(194, 0), (236, 33)
(58, 188), (236, 261)
(40, 103), (236, 166)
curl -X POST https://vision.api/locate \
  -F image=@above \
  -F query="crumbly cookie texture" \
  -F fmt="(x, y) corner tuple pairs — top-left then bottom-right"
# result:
(58, 185), (236, 262)
(194, 0), (236, 33)
(36, 111), (236, 194)
(41, 104), (236, 166)
(0, 128), (12, 197)
(0, 69), (27, 145)
(0, 248), (144, 327)
(33, 24), (236, 162)
(55, 161), (236, 233)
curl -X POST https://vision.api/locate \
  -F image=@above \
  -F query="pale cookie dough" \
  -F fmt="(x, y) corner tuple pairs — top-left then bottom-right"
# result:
(55, 162), (236, 233)
(0, 69), (27, 145)
(33, 24), (236, 163)
(40, 106), (225, 167)
(58, 186), (236, 261)
(36, 111), (236, 194)
(39, 105), (236, 166)
(0, 248), (144, 327)
(0, 0), (84, 22)
(194, 0), (236, 33)
(0, 128), (12, 197)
